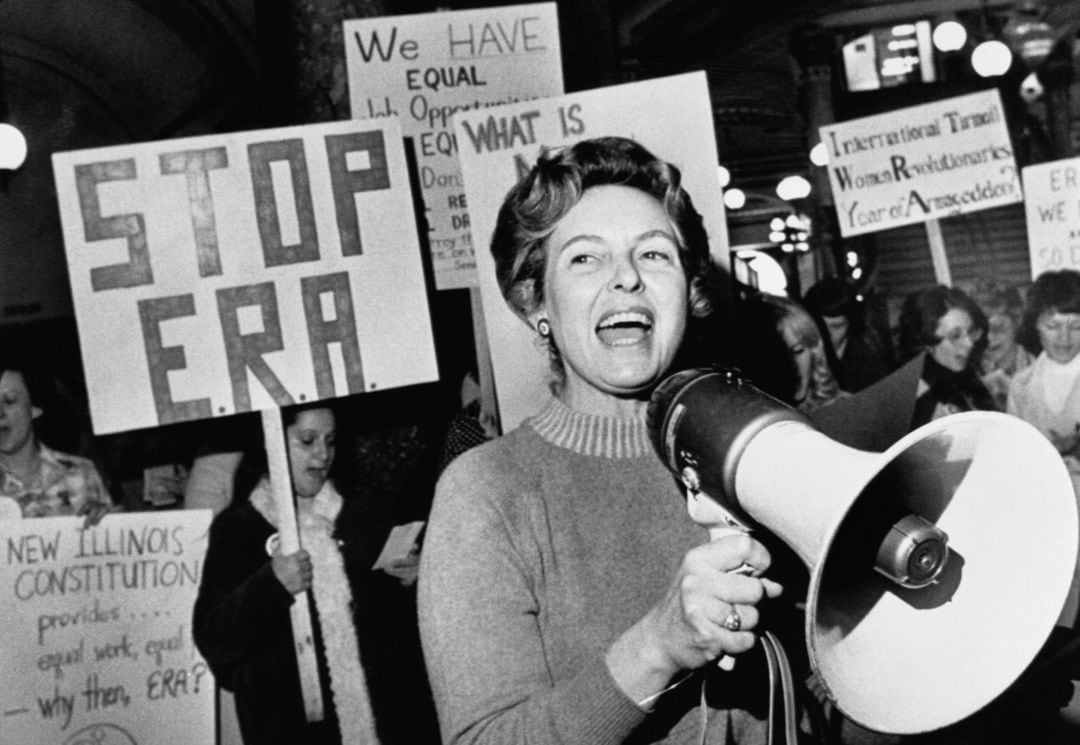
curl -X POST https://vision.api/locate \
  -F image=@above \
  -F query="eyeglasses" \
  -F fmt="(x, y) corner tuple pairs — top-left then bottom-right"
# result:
(938, 326), (983, 346)
(1037, 318), (1080, 336)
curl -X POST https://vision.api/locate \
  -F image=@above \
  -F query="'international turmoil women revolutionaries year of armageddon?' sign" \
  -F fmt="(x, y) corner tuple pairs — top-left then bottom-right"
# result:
(51, 118), (438, 436)
(820, 89), (1021, 238)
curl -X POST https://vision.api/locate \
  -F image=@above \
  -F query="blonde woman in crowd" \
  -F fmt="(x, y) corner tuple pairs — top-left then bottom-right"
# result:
(966, 280), (1034, 410)
(735, 290), (844, 413)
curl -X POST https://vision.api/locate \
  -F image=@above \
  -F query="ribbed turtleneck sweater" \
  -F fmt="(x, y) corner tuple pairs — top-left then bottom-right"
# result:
(418, 397), (768, 745)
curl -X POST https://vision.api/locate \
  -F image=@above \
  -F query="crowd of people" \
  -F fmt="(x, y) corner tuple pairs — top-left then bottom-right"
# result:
(2, 136), (1080, 745)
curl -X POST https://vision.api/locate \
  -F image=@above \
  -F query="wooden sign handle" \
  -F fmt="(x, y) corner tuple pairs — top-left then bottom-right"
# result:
(924, 218), (952, 286)
(470, 287), (500, 435)
(262, 408), (325, 722)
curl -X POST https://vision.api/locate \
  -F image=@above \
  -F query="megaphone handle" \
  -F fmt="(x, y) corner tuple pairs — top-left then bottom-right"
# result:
(708, 526), (754, 671)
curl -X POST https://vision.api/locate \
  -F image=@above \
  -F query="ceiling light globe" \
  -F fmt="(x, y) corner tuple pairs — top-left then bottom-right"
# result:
(933, 21), (967, 52)
(971, 40), (1013, 77)
(0, 123), (28, 170)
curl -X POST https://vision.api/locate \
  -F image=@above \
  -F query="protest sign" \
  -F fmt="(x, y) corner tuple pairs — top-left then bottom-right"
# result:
(454, 71), (726, 431)
(1022, 156), (1080, 278)
(344, 3), (563, 290)
(820, 89), (1021, 238)
(52, 118), (438, 436)
(0, 511), (212, 745)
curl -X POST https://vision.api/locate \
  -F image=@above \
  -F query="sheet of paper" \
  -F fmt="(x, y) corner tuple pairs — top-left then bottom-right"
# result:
(372, 520), (425, 570)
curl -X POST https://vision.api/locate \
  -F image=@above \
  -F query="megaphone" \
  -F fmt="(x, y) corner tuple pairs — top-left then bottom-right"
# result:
(647, 367), (1079, 735)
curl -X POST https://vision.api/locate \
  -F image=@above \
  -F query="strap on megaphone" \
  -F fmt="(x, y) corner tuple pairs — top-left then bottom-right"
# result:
(685, 631), (798, 745)
(760, 630), (798, 745)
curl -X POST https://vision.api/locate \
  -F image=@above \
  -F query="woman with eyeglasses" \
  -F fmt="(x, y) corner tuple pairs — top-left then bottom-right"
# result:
(1007, 270), (1080, 470)
(897, 284), (996, 429)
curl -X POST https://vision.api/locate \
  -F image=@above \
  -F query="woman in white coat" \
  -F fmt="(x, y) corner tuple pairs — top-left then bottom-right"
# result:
(1007, 270), (1080, 472)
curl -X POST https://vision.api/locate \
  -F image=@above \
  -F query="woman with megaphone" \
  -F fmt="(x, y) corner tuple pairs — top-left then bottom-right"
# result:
(418, 137), (787, 745)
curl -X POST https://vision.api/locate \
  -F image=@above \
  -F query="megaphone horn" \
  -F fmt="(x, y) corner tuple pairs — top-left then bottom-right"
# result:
(647, 366), (1079, 735)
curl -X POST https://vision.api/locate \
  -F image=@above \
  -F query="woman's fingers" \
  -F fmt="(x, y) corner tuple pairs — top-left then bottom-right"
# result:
(78, 501), (112, 529)
(689, 532), (772, 577)
(680, 597), (762, 660)
(272, 550), (314, 594)
(644, 533), (784, 671)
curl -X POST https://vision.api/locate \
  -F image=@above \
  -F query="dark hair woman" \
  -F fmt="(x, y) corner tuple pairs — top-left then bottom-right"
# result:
(897, 284), (996, 429)
(1008, 269), (1080, 465)
(194, 402), (379, 745)
(0, 356), (111, 524)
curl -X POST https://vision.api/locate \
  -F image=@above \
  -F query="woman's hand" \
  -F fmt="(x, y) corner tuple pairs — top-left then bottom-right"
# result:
(272, 548), (313, 595)
(606, 533), (783, 706)
(78, 500), (114, 529)
(644, 532), (782, 669)
(381, 547), (421, 587)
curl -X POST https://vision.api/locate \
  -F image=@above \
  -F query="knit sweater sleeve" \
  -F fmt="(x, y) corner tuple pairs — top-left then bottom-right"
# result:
(418, 440), (647, 745)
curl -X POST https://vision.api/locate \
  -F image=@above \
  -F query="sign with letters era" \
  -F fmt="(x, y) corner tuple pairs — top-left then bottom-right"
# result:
(0, 511), (212, 745)
(454, 71), (726, 431)
(53, 118), (438, 435)
(1022, 156), (1080, 278)
(344, 3), (563, 290)
(820, 89), (1021, 237)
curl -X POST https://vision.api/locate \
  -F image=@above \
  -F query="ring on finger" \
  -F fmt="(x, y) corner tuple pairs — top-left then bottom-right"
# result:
(722, 608), (742, 632)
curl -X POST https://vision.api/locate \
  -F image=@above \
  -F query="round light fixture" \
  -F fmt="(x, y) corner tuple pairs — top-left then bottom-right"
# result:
(718, 165), (731, 188)
(776, 175), (811, 201)
(723, 187), (746, 210)
(971, 40), (1013, 77)
(810, 142), (829, 166)
(741, 251), (788, 295)
(0, 123), (28, 170)
(932, 20), (967, 52)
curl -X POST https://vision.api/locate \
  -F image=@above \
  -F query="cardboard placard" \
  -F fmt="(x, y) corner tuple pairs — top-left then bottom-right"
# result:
(1022, 156), (1080, 278)
(820, 89), (1021, 238)
(453, 71), (726, 431)
(344, 3), (563, 290)
(0, 511), (213, 744)
(52, 118), (438, 436)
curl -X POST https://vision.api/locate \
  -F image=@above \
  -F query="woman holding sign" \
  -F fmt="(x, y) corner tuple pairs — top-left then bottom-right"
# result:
(193, 402), (378, 745)
(418, 137), (787, 745)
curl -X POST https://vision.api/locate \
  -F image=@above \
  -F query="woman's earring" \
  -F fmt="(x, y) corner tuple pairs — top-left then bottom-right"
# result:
(536, 318), (551, 338)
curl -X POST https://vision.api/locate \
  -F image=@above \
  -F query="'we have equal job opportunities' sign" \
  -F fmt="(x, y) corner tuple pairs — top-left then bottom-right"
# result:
(344, 3), (563, 290)
(52, 118), (438, 436)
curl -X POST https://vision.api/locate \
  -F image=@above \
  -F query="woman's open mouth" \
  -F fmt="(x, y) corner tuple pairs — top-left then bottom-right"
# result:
(596, 309), (653, 347)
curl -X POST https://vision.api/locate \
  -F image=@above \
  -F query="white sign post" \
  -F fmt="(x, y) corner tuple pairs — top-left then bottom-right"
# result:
(52, 118), (438, 726)
(0, 512), (212, 744)
(1022, 157), (1080, 278)
(820, 89), (1021, 284)
(454, 71), (727, 431)
(345, 2), (563, 291)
